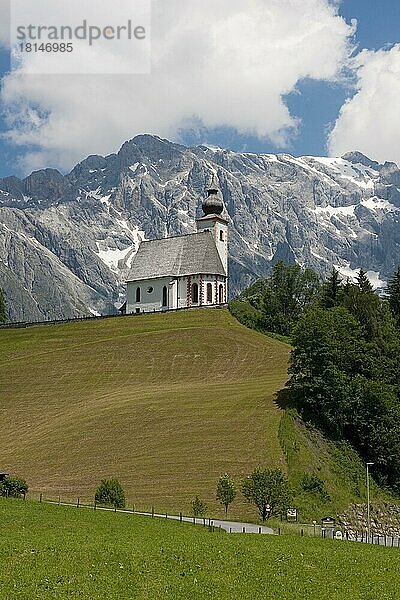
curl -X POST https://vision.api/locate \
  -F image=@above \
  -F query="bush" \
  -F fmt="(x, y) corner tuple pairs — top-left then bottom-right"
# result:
(95, 479), (126, 508)
(301, 474), (330, 501)
(229, 299), (262, 332)
(1, 476), (28, 498)
(191, 495), (207, 517)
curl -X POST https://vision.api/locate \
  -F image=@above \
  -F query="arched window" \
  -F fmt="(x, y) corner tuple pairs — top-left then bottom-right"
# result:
(192, 283), (199, 304)
(136, 287), (141, 303)
(206, 282), (213, 304)
(220, 230), (224, 241)
(219, 284), (224, 304)
(162, 286), (168, 307)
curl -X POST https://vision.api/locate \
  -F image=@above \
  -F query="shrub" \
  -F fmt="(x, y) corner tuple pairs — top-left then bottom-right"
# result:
(1, 476), (28, 498)
(191, 495), (207, 517)
(216, 474), (236, 515)
(95, 479), (126, 508)
(301, 474), (330, 501)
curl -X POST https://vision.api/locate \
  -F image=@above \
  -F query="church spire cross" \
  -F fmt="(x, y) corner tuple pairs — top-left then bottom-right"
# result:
(208, 173), (219, 196)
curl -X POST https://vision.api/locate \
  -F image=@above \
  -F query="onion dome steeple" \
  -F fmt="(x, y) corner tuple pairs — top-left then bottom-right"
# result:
(202, 174), (224, 216)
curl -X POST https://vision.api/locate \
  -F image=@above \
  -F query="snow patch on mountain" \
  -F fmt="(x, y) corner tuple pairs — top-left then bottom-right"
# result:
(95, 243), (134, 273)
(360, 197), (398, 212)
(366, 271), (386, 290)
(312, 157), (379, 189)
(314, 205), (357, 216)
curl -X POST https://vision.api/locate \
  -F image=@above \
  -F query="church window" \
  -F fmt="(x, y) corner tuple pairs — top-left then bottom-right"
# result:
(192, 283), (199, 304)
(136, 287), (141, 303)
(206, 283), (213, 303)
(162, 286), (168, 307)
(147, 286), (154, 293)
(219, 284), (224, 304)
(220, 230), (224, 241)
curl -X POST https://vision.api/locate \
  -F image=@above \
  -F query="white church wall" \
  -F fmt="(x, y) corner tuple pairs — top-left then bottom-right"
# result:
(215, 224), (228, 276)
(126, 276), (176, 313)
(178, 277), (188, 309)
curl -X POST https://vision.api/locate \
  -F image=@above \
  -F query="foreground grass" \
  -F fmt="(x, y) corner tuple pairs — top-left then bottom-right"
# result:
(1, 499), (399, 600)
(0, 309), (290, 518)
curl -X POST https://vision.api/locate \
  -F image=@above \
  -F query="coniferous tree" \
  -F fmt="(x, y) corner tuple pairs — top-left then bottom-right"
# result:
(356, 268), (373, 294)
(343, 277), (352, 297)
(341, 273), (380, 342)
(0, 288), (6, 324)
(320, 268), (342, 308)
(386, 266), (400, 325)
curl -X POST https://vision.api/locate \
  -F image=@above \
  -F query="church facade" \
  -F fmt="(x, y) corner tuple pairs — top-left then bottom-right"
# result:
(125, 182), (228, 313)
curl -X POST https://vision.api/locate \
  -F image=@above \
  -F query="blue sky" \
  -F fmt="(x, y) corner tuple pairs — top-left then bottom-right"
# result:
(181, 1), (400, 158)
(0, 0), (399, 178)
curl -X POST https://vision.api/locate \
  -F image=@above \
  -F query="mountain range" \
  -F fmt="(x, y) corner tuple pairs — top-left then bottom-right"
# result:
(1, 134), (399, 322)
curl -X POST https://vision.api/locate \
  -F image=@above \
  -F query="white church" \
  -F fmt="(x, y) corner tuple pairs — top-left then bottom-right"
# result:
(125, 181), (228, 313)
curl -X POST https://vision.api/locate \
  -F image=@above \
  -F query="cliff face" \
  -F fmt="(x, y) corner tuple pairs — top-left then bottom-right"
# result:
(1, 135), (399, 321)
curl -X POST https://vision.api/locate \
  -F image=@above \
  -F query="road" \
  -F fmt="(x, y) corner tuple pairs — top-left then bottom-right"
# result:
(47, 501), (274, 534)
(135, 511), (274, 534)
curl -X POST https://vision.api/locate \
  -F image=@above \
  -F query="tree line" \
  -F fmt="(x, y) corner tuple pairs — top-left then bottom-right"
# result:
(230, 263), (400, 494)
(95, 472), (291, 522)
(192, 470), (291, 521)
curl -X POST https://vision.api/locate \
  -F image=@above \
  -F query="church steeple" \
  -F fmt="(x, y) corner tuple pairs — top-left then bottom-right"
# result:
(202, 174), (224, 216)
(196, 174), (228, 278)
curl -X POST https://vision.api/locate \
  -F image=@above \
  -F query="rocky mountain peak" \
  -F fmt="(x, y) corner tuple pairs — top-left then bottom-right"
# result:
(341, 151), (381, 170)
(117, 135), (185, 169)
(23, 168), (70, 204)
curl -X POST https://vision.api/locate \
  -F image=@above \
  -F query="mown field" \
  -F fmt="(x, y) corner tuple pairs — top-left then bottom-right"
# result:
(0, 309), (290, 518)
(1, 499), (399, 600)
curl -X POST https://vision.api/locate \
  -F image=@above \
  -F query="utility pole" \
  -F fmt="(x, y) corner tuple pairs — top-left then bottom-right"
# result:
(366, 462), (374, 543)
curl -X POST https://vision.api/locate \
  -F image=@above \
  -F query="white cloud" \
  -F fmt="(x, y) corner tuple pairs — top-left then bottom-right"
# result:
(328, 44), (400, 164)
(1, 0), (354, 174)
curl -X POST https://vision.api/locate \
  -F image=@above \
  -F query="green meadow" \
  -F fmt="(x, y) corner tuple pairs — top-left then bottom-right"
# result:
(0, 499), (399, 600)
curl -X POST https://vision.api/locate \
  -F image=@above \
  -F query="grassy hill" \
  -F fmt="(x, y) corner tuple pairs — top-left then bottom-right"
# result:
(0, 309), (290, 517)
(1, 499), (399, 600)
(1, 308), (390, 521)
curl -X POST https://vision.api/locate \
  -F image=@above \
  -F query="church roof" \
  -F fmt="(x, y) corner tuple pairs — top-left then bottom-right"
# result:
(127, 231), (226, 282)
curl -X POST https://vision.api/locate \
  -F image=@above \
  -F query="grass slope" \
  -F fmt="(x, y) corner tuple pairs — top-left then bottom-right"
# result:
(0, 309), (290, 517)
(1, 499), (399, 600)
(278, 411), (391, 522)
